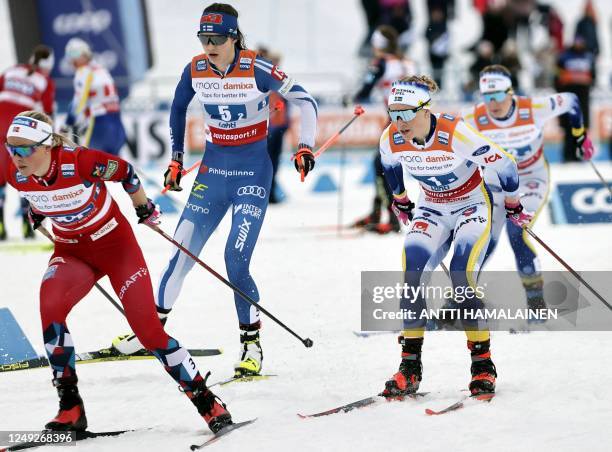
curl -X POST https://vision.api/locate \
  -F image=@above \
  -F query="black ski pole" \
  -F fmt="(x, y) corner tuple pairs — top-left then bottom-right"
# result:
(523, 226), (612, 311)
(147, 224), (314, 348)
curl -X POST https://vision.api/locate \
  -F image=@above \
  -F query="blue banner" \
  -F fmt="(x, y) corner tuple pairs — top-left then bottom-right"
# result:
(35, 0), (151, 109)
(551, 182), (612, 224)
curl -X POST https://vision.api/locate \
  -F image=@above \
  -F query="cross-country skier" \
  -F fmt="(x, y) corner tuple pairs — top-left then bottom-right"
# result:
(3, 111), (233, 433)
(351, 24), (416, 234)
(461, 65), (594, 314)
(0, 45), (55, 240)
(379, 75), (526, 397)
(113, 3), (318, 378)
(62, 38), (126, 156)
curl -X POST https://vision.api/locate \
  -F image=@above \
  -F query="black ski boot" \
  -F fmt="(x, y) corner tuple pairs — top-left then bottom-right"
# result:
(45, 376), (88, 431)
(382, 336), (423, 398)
(468, 339), (497, 395)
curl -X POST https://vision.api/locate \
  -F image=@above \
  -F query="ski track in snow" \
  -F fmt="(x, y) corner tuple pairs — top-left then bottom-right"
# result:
(1, 159), (611, 451)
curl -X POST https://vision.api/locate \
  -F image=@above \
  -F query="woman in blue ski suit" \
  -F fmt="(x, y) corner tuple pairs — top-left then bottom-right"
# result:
(115, 3), (318, 377)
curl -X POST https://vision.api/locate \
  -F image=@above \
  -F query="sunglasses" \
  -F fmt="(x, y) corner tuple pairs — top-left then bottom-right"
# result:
(483, 90), (510, 103)
(6, 134), (52, 158)
(388, 101), (430, 123)
(197, 33), (230, 46)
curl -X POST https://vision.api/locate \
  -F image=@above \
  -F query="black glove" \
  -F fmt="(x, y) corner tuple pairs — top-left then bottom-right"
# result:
(163, 152), (184, 191)
(28, 205), (45, 230)
(135, 198), (161, 225)
(391, 197), (415, 224)
(293, 144), (316, 179)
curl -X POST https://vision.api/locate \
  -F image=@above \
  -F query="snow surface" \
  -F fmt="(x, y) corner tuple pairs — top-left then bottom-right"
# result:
(1, 156), (612, 451)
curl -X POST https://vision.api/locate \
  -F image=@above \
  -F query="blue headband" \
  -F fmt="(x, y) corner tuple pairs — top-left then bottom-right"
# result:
(199, 11), (238, 36)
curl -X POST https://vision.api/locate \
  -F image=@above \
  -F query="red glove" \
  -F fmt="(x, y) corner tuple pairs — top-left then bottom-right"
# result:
(293, 144), (315, 181)
(391, 195), (415, 225)
(505, 199), (533, 227)
(164, 159), (183, 191)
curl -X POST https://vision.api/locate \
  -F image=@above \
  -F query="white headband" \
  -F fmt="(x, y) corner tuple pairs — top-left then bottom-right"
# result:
(388, 82), (431, 108)
(38, 53), (55, 72)
(479, 73), (512, 93)
(7, 116), (53, 144)
(29, 52), (55, 72)
(371, 29), (389, 50)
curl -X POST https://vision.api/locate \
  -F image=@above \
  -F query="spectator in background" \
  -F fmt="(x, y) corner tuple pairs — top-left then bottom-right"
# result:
(499, 39), (521, 91)
(378, 0), (413, 53)
(351, 25), (416, 234)
(464, 40), (495, 99)
(575, 0), (599, 57)
(555, 36), (596, 162)
(479, 3), (514, 55)
(425, 2), (451, 88)
(0, 44), (55, 240)
(544, 4), (564, 53)
(267, 52), (290, 204)
(360, 0), (381, 56)
(62, 38), (126, 156)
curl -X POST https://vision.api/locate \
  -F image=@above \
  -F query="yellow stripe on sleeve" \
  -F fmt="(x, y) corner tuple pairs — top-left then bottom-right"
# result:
(75, 70), (94, 116)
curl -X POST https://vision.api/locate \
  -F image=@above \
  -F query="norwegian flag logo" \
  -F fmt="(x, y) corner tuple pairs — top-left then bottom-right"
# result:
(200, 13), (223, 24)
(271, 65), (287, 81)
(462, 206), (477, 216)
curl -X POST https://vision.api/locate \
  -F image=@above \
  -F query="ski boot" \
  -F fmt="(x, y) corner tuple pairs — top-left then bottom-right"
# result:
(45, 376), (88, 431)
(364, 205), (401, 234)
(382, 336), (423, 398)
(468, 339), (497, 395)
(364, 221), (400, 234)
(351, 208), (381, 229)
(111, 307), (170, 355)
(523, 275), (547, 323)
(234, 322), (263, 377)
(188, 376), (233, 433)
(22, 215), (34, 239)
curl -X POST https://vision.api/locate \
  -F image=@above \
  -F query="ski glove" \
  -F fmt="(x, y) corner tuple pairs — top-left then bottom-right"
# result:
(574, 131), (594, 161)
(135, 198), (161, 226)
(505, 199), (533, 227)
(391, 195), (415, 225)
(164, 155), (183, 191)
(28, 205), (45, 230)
(293, 144), (316, 180)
